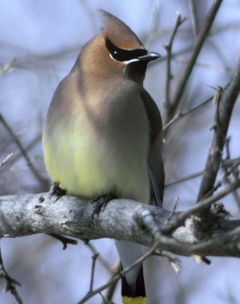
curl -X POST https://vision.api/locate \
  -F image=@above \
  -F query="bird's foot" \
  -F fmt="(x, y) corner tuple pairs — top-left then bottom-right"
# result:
(48, 233), (78, 250)
(47, 183), (75, 249)
(91, 193), (115, 217)
(49, 182), (66, 200)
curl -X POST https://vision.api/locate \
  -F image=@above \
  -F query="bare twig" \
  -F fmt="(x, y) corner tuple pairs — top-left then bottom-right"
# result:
(0, 114), (48, 189)
(166, 171), (203, 188)
(166, 156), (240, 188)
(78, 241), (160, 304)
(164, 14), (187, 120)
(0, 59), (15, 75)
(197, 60), (240, 214)
(189, 225), (240, 256)
(0, 44), (82, 74)
(202, 160), (240, 199)
(0, 247), (23, 304)
(154, 250), (182, 273)
(188, 0), (200, 38)
(169, 0), (223, 121)
(157, 46), (193, 64)
(0, 153), (14, 169)
(89, 252), (99, 293)
(223, 157), (240, 168)
(163, 95), (212, 135)
(223, 138), (240, 209)
(162, 178), (240, 234)
(86, 242), (112, 272)
(0, 133), (42, 174)
(104, 262), (121, 304)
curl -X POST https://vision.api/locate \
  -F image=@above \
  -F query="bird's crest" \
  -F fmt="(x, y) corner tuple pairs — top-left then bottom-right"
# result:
(99, 9), (144, 50)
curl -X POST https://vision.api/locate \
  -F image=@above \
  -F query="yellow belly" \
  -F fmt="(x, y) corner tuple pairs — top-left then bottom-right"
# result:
(43, 127), (150, 203)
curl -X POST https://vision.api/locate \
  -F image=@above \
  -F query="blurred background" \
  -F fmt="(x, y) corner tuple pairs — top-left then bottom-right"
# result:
(0, 0), (240, 303)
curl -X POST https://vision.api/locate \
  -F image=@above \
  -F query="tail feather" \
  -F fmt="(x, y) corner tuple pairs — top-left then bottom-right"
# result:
(122, 264), (145, 297)
(122, 296), (147, 304)
(115, 241), (145, 285)
(115, 241), (147, 304)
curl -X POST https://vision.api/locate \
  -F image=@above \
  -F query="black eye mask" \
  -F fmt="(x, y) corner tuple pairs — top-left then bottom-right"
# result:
(105, 38), (147, 62)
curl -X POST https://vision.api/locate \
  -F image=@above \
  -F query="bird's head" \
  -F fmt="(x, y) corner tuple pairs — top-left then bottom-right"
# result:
(76, 10), (160, 85)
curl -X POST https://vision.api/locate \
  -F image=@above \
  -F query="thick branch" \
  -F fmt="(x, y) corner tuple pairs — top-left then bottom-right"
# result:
(0, 190), (240, 258)
(198, 60), (240, 203)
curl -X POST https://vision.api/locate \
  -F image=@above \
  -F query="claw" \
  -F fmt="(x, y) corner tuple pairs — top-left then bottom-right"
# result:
(49, 182), (66, 201)
(91, 193), (115, 217)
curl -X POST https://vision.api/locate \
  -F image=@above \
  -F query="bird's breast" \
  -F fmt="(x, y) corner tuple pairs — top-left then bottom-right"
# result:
(43, 84), (151, 203)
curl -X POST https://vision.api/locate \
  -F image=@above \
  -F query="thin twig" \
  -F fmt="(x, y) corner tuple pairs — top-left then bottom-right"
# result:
(0, 247), (24, 304)
(190, 225), (240, 256)
(165, 158), (240, 188)
(169, 0), (223, 121)
(223, 157), (240, 168)
(156, 46), (193, 65)
(166, 171), (203, 188)
(223, 138), (240, 209)
(0, 114), (48, 188)
(86, 242), (112, 272)
(0, 59), (15, 75)
(89, 252), (99, 292)
(0, 153), (14, 169)
(161, 178), (240, 235)
(202, 161), (240, 199)
(99, 292), (112, 304)
(163, 95), (212, 135)
(188, 0), (200, 38)
(164, 14), (187, 119)
(0, 133), (42, 174)
(104, 262), (121, 304)
(154, 250), (182, 273)
(78, 241), (160, 304)
(166, 197), (180, 222)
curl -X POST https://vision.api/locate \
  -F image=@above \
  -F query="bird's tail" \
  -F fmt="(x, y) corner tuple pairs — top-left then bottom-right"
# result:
(122, 264), (146, 304)
(115, 241), (147, 304)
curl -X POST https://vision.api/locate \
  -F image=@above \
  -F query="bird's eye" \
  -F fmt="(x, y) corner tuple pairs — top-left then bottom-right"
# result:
(105, 38), (147, 62)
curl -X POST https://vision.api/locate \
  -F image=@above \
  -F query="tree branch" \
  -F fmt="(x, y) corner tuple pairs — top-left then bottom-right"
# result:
(163, 95), (212, 136)
(197, 59), (240, 207)
(0, 185), (240, 258)
(169, 0), (223, 121)
(0, 114), (48, 189)
(0, 248), (23, 304)
(164, 14), (186, 121)
(188, 0), (200, 38)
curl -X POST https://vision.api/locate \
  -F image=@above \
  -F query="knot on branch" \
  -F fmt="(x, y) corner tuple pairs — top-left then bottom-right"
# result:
(134, 207), (161, 241)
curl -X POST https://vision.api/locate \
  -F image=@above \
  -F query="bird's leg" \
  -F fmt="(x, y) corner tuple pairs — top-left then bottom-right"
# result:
(48, 234), (78, 250)
(49, 181), (66, 200)
(47, 182), (77, 248)
(91, 193), (115, 216)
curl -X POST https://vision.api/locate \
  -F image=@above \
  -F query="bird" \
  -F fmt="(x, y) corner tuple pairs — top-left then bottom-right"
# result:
(43, 10), (164, 304)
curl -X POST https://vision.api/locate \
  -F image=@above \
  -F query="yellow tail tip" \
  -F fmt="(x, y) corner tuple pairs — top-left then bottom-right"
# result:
(122, 296), (147, 304)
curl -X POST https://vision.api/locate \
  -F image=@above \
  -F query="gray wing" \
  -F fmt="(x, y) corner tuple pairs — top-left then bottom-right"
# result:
(141, 90), (165, 206)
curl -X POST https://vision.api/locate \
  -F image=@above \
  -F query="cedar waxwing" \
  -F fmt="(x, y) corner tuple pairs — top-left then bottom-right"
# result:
(43, 10), (164, 304)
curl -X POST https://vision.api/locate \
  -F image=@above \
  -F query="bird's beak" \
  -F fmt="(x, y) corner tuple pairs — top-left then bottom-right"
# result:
(124, 51), (161, 65)
(137, 51), (161, 62)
